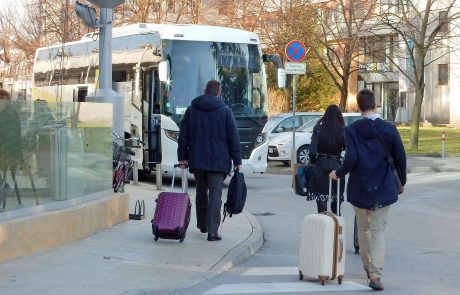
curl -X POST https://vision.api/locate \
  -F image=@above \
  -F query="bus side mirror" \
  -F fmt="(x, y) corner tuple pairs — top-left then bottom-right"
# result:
(277, 68), (286, 88)
(159, 61), (170, 82)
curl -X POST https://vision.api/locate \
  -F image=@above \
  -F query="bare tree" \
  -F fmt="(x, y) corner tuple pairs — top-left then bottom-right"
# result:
(255, 0), (319, 111)
(305, 0), (378, 111)
(115, 0), (157, 23)
(114, 0), (204, 24)
(0, 1), (42, 62)
(379, 0), (460, 149)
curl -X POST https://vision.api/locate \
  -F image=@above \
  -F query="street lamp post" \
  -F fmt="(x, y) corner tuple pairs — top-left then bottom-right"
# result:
(82, 0), (125, 138)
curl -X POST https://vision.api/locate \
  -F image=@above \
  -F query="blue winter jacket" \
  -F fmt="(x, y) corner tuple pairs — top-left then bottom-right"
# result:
(177, 94), (242, 174)
(335, 117), (407, 210)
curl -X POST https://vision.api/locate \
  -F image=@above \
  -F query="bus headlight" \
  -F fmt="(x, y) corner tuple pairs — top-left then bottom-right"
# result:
(255, 133), (266, 147)
(165, 129), (180, 142)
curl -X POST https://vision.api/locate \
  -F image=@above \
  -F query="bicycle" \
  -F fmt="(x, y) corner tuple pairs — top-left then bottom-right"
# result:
(112, 131), (144, 193)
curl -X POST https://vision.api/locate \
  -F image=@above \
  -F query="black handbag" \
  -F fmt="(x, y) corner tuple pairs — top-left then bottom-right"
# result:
(223, 170), (247, 221)
(294, 163), (315, 196)
(375, 129), (404, 194)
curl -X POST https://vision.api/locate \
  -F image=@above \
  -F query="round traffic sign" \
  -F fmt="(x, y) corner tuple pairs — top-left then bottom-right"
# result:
(285, 40), (307, 62)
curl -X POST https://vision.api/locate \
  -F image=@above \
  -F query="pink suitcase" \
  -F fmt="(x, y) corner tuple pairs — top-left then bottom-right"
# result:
(151, 167), (191, 243)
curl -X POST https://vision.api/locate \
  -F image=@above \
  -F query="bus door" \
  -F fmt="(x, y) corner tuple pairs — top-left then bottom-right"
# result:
(142, 67), (162, 171)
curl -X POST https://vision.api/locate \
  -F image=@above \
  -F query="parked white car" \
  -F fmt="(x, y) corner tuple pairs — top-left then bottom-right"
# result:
(268, 113), (362, 165)
(262, 112), (323, 142)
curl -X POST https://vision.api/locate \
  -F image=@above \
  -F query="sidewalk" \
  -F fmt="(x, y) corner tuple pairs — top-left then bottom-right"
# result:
(0, 156), (458, 295)
(0, 182), (263, 295)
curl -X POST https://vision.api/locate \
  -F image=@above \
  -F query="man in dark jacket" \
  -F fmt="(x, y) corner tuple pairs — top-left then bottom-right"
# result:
(178, 80), (242, 242)
(330, 89), (406, 291)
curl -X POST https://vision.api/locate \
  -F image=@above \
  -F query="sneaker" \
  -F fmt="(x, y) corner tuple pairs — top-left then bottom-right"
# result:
(369, 277), (384, 291)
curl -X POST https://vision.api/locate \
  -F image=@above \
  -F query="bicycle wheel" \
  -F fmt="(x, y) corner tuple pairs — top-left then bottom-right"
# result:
(113, 163), (125, 192)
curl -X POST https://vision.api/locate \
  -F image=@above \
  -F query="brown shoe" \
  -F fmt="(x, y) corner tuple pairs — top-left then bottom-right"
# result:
(369, 277), (384, 291)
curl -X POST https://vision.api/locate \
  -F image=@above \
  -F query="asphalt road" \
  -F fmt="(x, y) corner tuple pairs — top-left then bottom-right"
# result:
(175, 171), (460, 295)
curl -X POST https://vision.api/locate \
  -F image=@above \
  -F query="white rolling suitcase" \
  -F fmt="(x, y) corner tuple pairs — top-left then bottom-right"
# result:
(298, 178), (345, 285)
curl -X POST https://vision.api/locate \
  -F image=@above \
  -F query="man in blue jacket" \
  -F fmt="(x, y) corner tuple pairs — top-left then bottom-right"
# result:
(178, 80), (242, 242)
(330, 89), (407, 291)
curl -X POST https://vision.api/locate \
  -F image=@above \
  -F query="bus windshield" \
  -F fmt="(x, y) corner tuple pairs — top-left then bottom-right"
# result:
(161, 40), (267, 124)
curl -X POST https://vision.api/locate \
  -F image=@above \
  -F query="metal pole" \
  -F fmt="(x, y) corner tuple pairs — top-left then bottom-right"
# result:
(442, 128), (446, 159)
(133, 161), (139, 185)
(156, 164), (162, 190)
(291, 74), (296, 168)
(86, 0), (125, 139)
(99, 8), (112, 90)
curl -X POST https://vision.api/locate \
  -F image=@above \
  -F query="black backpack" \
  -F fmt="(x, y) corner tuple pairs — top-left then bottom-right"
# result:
(223, 170), (247, 221)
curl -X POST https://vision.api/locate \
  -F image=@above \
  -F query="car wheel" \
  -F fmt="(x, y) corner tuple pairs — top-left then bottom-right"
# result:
(297, 145), (310, 164)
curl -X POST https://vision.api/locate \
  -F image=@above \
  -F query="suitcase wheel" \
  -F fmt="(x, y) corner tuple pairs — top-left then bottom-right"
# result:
(298, 270), (303, 281)
(154, 235), (159, 241)
(179, 237), (184, 243)
(318, 275), (328, 285)
(338, 276), (343, 285)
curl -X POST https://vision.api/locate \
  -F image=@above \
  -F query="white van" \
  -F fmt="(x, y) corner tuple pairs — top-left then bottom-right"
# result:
(263, 112), (323, 142)
(268, 113), (362, 165)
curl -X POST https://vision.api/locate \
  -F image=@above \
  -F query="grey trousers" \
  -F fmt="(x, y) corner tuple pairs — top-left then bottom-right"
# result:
(193, 169), (226, 236)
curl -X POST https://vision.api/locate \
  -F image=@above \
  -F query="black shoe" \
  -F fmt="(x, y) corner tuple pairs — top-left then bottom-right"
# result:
(369, 277), (384, 291)
(207, 234), (222, 241)
(199, 227), (207, 233)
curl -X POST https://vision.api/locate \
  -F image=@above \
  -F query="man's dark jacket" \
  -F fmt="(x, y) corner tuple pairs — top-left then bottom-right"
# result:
(335, 117), (407, 210)
(177, 94), (242, 174)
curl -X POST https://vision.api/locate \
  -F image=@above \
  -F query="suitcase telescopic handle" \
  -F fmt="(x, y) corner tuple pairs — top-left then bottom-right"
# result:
(329, 178), (341, 216)
(171, 165), (188, 193)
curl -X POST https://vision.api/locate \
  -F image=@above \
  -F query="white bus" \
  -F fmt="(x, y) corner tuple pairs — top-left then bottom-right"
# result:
(32, 23), (275, 175)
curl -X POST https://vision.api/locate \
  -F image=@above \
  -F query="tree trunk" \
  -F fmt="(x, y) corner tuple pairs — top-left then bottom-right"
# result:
(409, 87), (424, 149)
(339, 87), (347, 111)
(409, 54), (426, 150)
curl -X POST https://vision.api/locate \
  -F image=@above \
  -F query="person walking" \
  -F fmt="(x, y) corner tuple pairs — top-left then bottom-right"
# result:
(177, 80), (242, 242)
(306, 104), (345, 215)
(329, 89), (407, 291)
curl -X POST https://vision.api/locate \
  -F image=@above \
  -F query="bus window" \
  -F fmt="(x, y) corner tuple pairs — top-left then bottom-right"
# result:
(76, 87), (87, 102)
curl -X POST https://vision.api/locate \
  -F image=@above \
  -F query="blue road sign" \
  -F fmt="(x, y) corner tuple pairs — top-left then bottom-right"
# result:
(285, 40), (307, 62)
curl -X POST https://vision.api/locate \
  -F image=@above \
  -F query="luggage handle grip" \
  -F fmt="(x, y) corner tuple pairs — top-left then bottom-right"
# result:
(171, 165), (188, 193)
(328, 178), (341, 216)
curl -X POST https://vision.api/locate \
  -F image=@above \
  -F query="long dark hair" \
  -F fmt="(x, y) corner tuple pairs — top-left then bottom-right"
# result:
(315, 104), (345, 154)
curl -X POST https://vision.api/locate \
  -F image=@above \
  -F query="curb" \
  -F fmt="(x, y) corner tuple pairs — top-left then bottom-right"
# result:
(266, 167), (460, 176)
(120, 211), (264, 295)
(407, 167), (460, 173)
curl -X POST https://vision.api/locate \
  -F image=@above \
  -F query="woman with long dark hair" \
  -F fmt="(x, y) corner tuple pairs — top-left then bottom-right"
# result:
(306, 104), (345, 214)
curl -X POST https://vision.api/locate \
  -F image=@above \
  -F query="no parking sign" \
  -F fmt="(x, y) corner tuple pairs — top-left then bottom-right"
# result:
(285, 40), (307, 62)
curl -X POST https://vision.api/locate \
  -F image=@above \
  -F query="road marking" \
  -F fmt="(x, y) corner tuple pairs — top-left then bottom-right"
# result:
(242, 267), (298, 276)
(204, 282), (370, 294)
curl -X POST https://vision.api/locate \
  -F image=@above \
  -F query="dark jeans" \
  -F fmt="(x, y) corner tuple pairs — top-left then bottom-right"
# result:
(193, 169), (226, 236)
(316, 199), (342, 215)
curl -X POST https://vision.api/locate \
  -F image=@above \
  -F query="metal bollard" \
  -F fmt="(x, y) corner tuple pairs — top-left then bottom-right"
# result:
(133, 161), (139, 185)
(441, 129), (446, 159)
(156, 163), (162, 190)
